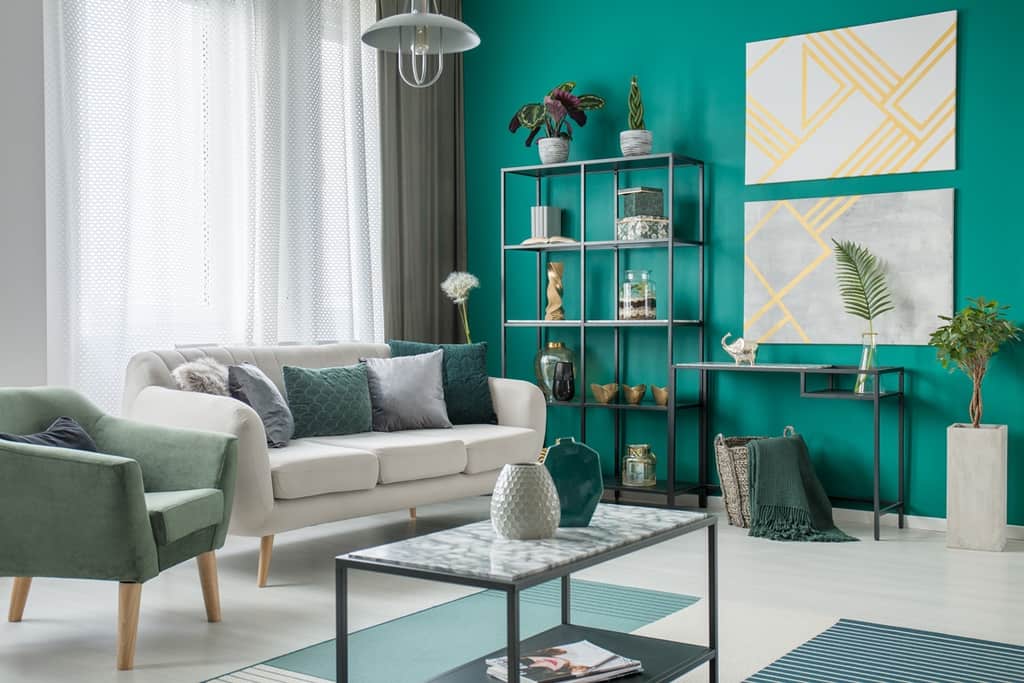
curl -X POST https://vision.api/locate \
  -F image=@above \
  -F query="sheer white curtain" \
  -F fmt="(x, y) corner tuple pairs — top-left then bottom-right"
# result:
(44, 0), (383, 412)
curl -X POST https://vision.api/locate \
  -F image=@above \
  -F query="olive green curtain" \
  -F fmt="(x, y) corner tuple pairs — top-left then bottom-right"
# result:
(378, 0), (467, 344)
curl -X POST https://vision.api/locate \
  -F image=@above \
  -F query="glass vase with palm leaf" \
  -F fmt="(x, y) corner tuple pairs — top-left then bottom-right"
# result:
(832, 239), (894, 394)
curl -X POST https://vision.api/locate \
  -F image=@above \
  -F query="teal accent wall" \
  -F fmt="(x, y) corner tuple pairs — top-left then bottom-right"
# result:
(463, 0), (1024, 523)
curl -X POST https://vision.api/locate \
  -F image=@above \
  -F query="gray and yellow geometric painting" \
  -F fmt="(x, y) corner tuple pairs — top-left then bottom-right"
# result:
(746, 11), (957, 185)
(744, 189), (953, 345)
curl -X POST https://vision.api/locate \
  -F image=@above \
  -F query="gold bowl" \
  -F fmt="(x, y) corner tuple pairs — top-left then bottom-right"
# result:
(623, 384), (647, 404)
(651, 385), (669, 406)
(590, 383), (619, 404)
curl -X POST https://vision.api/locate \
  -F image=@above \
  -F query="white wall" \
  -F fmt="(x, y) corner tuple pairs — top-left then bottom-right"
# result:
(0, 1), (47, 386)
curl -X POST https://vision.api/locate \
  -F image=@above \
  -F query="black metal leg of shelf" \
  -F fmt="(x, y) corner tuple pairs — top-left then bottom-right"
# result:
(873, 391), (881, 541)
(561, 574), (571, 625)
(336, 565), (348, 683)
(708, 521), (718, 683)
(507, 586), (520, 683)
(898, 372), (905, 529)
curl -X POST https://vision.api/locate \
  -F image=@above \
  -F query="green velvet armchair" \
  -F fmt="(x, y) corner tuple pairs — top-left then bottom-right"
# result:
(0, 387), (237, 670)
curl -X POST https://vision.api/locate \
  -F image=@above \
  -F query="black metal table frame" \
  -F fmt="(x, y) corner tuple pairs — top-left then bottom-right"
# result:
(676, 363), (905, 540)
(336, 516), (718, 683)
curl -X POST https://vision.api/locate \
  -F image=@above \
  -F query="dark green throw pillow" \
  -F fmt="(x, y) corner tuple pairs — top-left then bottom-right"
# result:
(387, 341), (497, 425)
(283, 364), (372, 439)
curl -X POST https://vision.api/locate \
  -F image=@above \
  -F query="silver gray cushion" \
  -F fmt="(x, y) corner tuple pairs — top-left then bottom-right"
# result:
(229, 363), (295, 447)
(362, 350), (452, 432)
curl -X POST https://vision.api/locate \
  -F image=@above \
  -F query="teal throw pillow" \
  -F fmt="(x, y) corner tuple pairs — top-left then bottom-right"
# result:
(387, 340), (497, 425)
(283, 364), (372, 439)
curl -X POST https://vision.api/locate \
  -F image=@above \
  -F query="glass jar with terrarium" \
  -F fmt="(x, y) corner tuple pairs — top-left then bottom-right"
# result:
(618, 269), (656, 320)
(623, 444), (657, 487)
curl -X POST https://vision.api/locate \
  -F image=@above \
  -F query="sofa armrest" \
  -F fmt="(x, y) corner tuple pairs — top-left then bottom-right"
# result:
(489, 377), (546, 433)
(0, 441), (159, 583)
(129, 386), (272, 536)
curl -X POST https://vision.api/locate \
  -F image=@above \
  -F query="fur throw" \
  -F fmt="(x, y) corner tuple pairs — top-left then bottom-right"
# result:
(172, 357), (229, 396)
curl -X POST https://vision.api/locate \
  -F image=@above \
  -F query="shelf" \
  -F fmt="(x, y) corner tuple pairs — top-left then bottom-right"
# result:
(603, 477), (708, 496)
(548, 400), (702, 412)
(431, 623), (714, 682)
(674, 362), (903, 375)
(801, 389), (903, 400)
(503, 238), (702, 252)
(505, 319), (702, 328)
(501, 152), (703, 178)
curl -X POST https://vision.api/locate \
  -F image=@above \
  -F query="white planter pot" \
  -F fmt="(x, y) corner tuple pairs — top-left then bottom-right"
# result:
(619, 129), (653, 156)
(537, 137), (570, 164)
(490, 463), (560, 540)
(946, 423), (1007, 551)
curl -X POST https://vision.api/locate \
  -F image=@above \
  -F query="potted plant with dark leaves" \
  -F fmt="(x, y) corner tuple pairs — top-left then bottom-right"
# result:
(929, 297), (1021, 551)
(620, 75), (652, 156)
(509, 82), (605, 164)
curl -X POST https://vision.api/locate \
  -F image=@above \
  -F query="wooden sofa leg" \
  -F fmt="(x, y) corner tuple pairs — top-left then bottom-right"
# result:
(197, 551), (221, 622)
(8, 577), (31, 622)
(257, 535), (274, 588)
(409, 507), (417, 520)
(117, 582), (142, 671)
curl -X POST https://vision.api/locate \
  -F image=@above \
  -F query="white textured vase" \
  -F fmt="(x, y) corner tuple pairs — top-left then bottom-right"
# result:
(537, 137), (570, 164)
(947, 424), (1008, 551)
(490, 464), (561, 540)
(619, 129), (653, 156)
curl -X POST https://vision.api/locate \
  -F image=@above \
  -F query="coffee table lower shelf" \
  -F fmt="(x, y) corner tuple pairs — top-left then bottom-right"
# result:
(430, 623), (714, 683)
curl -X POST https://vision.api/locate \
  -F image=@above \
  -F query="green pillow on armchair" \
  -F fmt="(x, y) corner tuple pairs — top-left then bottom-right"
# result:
(0, 387), (237, 670)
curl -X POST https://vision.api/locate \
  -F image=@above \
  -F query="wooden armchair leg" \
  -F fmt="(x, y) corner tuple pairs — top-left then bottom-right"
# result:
(257, 535), (274, 588)
(197, 551), (221, 622)
(8, 577), (31, 622)
(117, 582), (142, 671)
(409, 507), (417, 520)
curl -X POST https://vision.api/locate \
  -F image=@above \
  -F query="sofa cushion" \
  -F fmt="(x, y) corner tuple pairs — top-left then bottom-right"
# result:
(388, 340), (497, 425)
(362, 350), (452, 432)
(402, 424), (539, 475)
(269, 439), (378, 499)
(145, 488), (224, 546)
(309, 432), (467, 484)
(283, 363), (372, 439)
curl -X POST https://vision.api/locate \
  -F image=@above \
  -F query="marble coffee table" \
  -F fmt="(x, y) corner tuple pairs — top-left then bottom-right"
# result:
(336, 504), (718, 682)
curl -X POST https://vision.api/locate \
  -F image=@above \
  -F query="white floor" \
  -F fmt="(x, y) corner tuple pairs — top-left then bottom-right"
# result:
(1, 498), (1021, 683)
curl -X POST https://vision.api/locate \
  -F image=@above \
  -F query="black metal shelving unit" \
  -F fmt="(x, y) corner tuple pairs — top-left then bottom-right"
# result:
(500, 152), (708, 509)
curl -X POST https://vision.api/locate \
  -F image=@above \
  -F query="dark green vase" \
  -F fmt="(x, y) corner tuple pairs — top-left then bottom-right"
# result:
(543, 437), (603, 527)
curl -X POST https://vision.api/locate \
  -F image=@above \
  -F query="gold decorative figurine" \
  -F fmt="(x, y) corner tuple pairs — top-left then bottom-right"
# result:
(545, 262), (565, 321)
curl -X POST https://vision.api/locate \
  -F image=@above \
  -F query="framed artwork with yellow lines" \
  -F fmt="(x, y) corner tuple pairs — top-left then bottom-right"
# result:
(743, 189), (953, 345)
(746, 11), (957, 185)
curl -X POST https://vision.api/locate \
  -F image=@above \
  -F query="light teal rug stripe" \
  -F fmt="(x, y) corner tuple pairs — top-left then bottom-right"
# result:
(212, 579), (696, 683)
(746, 619), (1024, 683)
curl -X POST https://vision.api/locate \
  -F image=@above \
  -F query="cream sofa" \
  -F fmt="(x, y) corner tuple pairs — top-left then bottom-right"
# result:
(122, 342), (545, 586)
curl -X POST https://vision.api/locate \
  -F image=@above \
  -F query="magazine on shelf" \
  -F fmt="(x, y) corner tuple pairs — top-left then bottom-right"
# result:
(485, 640), (642, 682)
(519, 236), (578, 246)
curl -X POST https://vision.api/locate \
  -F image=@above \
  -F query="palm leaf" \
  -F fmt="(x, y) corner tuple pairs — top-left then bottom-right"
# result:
(832, 239), (894, 323)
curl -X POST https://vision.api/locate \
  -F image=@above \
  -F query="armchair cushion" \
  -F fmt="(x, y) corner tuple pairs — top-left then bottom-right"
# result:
(0, 416), (98, 452)
(145, 489), (224, 546)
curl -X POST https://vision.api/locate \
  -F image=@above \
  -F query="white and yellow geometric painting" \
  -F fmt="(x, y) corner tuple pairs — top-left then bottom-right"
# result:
(746, 11), (957, 185)
(744, 189), (953, 345)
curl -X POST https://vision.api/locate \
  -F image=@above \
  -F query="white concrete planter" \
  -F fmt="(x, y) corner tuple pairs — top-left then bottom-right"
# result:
(620, 129), (653, 156)
(537, 137), (569, 164)
(946, 423), (1008, 551)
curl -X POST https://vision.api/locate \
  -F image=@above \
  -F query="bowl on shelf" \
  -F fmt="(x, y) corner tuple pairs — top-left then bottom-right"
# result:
(623, 384), (647, 404)
(590, 383), (619, 404)
(652, 385), (669, 406)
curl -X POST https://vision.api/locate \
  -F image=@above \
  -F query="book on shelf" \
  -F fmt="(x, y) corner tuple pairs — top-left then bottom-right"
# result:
(519, 236), (578, 246)
(485, 640), (642, 683)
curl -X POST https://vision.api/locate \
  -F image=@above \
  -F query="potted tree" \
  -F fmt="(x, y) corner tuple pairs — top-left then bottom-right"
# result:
(509, 82), (605, 164)
(929, 297), (1021, 551)
(620, 75), (652, 156)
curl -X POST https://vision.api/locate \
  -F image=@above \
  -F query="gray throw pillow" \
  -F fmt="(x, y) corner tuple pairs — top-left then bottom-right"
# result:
(362, 350), (452, 432)
(229, 364), (294, 448)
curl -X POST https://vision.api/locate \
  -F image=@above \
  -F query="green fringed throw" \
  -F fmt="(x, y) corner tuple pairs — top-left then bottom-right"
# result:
(747, 433), (857, 542)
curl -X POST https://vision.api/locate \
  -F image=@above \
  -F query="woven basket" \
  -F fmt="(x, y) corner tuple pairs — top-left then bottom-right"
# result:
(714, 426), (794, 527)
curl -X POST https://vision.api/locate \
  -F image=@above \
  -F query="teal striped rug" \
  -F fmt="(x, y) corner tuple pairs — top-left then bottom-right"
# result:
(747, 619), (1024, 683)
(210, 579), (697, 682)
